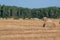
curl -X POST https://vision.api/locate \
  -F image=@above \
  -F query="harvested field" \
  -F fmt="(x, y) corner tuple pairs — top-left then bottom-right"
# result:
(0, 18), (60, 40)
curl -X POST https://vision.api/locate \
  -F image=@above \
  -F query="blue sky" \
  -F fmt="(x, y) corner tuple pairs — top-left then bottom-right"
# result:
(0, 0), (60, 8)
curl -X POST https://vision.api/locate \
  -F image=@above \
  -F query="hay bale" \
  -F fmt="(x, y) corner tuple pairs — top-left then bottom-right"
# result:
(45, 22), (56, 27)
(45, 22), (56, 29)
(42, 17), (48, 22)
(42, 18), (56, 29)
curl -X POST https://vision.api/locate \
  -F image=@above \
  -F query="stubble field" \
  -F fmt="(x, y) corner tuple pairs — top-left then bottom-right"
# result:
(0, 18), (60, 40)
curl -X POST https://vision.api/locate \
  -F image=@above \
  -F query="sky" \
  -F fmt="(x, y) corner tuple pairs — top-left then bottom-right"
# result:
(0, 0), (60, 8)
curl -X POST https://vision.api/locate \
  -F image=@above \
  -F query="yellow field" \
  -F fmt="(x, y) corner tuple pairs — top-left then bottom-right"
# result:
(0, 18), (60, 40)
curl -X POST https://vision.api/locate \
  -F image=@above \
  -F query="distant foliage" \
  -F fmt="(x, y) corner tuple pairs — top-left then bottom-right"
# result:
(0, 5), (60, 19)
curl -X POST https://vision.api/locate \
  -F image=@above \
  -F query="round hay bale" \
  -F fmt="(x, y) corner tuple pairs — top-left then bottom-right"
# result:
(42, 17), (48, 22)
(43, 22), (56, 30)
(45, 22), (56, 27)
(42, 18), (56, 30)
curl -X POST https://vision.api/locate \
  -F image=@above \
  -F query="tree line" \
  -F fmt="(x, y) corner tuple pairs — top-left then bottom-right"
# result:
(0, 5), (60, 19)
